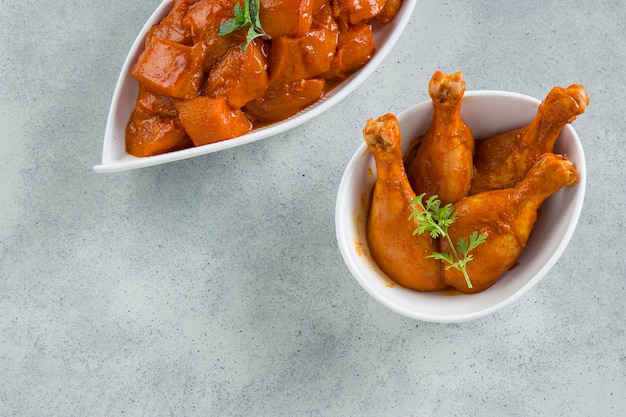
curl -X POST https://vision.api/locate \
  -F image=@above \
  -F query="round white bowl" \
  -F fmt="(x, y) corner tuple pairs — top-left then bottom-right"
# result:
(94, 0), (417, 173)
(335, 90), (586, 323)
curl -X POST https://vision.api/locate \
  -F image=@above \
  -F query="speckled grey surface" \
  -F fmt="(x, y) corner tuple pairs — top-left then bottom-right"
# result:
(1, 0), (624, 416)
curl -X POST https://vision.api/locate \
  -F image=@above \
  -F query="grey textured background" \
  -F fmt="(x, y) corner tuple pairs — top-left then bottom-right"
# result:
(1, 0), (624, 416)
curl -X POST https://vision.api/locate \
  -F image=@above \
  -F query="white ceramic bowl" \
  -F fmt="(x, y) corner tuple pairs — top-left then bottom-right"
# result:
(94, 0), (417, 173)
(335, 90), (586, 323)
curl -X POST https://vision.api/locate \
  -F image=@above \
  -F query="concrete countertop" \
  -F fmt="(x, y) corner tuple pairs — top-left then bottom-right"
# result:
(1, 0), (624, 415)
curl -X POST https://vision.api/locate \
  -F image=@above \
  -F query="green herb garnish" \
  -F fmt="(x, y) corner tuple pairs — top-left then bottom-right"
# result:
(218, 0), (268, 51)
(409, 193), (487, 289)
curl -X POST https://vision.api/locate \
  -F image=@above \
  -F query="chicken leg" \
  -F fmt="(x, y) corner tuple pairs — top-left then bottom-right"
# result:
(443, 153), (579, 293)
(470, 84), (588, 195)
(364, 114), (445, 291)
(405, 70), (475, 205)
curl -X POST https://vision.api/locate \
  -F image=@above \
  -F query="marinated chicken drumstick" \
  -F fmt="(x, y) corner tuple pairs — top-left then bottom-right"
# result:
(470, 84), (589, 195)
(405, 71), (475, 205)
(364, 114), (445, 291)
(443, 153), (579, 293)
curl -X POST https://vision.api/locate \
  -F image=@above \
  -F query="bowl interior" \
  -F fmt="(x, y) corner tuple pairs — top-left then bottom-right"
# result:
(94, 0), (418, 173)
(335, 90), (586, 322)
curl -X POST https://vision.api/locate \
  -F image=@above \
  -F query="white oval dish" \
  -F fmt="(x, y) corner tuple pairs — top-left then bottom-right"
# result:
(94, 0), (418, 173)
(335, 90), (586, 323)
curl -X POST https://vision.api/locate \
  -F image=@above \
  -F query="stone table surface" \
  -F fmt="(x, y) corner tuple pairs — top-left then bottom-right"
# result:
(1, 1), (624, 416)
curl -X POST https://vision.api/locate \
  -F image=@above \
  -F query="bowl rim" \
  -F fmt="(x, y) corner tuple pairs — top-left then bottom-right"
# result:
(93, 0), (418, 173)
(335, 89), (586, 322)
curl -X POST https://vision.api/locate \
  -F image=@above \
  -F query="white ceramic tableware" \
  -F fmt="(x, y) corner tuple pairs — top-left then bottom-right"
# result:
(335, 90), (586, 323)
(94, 0), (417, 173)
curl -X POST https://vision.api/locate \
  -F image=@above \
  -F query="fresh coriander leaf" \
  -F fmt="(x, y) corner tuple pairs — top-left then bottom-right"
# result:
(466, 230), (488, 253)
(409, 194), (488, 290)
(409, 194), (448, 239)
(457, 236), (469, 255)
(427, 252), (454, 264)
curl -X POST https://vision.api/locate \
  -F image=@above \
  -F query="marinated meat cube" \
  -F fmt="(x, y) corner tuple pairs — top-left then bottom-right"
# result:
(131, 37), (207, 99)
